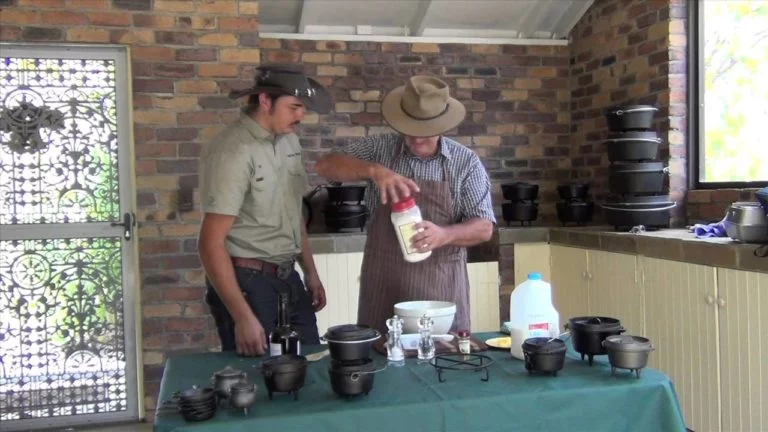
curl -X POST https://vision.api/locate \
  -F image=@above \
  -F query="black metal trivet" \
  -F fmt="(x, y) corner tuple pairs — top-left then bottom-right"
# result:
(429, 353), (494, 383)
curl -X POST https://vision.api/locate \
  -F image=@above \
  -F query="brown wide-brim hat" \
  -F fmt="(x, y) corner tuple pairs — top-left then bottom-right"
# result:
(381, 76), (466, 137)
(229, 64), (332, 114)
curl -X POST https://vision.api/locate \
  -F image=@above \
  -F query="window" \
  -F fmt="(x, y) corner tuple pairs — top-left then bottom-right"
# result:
(692, 0), (768, 188)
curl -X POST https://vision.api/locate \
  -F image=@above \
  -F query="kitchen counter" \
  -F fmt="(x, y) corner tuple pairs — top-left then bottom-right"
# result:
(308, 225), (768, 273)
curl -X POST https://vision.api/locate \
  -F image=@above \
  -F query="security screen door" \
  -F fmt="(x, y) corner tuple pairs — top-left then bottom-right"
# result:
(0, 43), (140, 431)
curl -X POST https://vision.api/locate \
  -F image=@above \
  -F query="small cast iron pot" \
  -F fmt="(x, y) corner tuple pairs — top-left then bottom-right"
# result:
(501, 182), (539, 201)
(228, 380), (257, 413)
(502, 202), (539, 226)
(210, 365), (246, 399)
(322, 324), (381, 362)
(605, 105), (658, 131)
(556, 201), (594, 226)
(602, 335), (655, 378)
(261, 354), (307, 400)
(522, 337), (567, 376)
(328, 359), (385, 398)
(557, 183), (590, 201)
(566, 316), (625, 366)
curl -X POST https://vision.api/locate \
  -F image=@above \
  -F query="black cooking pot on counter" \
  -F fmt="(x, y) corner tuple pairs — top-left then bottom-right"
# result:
(522, 337), (567, 376)
(556, 201), (594, 226)
(609, 161), (667, 194)
(322, 324), (381, 362)
(605, 105), (658, 131)
(566, 316), (625, 366)
(601, 194), (675, 231)
(501, 182), (539, 201)
(605, 131), (662, 162)
(261, 354), (307, 400)
(502, 202), (539, 226)
(328, 358), (385, 399)
(557, 182), (590, 201)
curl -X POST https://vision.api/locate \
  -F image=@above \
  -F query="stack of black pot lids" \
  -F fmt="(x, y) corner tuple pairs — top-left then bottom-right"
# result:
(556, 182), (594, 226)
(500, 182), (539, 227)
(322, 324), (382, 399)
(602, 105), (675, 231)
(176, 386), (217, 422)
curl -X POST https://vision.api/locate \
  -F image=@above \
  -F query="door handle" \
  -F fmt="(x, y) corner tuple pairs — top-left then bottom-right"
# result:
(111, 212), (136, 240)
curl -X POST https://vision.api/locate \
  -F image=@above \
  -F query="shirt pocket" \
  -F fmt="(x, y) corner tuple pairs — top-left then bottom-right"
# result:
(248, 166), (278, 224)
(286, 155), (309, 197)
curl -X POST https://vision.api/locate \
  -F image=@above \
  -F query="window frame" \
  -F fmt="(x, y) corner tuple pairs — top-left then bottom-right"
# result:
(688, 0), (768, 190)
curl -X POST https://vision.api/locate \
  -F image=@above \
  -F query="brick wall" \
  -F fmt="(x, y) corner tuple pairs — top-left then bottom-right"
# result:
(0, 0), (260, 416)
(569, 0), (688, 227)
(688, 188), (761, 224)
(259, 38), (572, 225)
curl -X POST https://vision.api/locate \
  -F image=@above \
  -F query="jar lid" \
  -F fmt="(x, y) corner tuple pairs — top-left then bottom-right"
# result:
(391, 197), (416, 212)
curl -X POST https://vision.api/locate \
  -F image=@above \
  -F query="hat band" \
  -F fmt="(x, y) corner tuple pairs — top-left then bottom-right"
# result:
(400, 100), (450, 121)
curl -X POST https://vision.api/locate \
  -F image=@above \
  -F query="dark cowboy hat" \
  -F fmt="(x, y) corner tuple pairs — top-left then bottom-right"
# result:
(228, 64), (332, 114)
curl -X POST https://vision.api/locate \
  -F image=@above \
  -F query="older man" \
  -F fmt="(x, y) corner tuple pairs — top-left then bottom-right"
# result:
(315, 76), (495, 334)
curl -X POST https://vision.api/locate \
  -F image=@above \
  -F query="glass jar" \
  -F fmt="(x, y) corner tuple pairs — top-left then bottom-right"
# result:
(458, 330), (471, 355)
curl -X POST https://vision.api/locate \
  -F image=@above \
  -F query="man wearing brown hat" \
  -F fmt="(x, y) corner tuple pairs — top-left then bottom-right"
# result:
(198, 64), (332, 357)
(315, 76), (495, 335)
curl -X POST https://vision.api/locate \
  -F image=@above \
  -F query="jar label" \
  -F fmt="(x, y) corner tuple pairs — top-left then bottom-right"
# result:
(397, 222), (419, 255)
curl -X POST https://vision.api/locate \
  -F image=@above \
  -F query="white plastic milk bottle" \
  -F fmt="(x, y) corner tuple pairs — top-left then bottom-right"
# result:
(508, 272), (560, 360)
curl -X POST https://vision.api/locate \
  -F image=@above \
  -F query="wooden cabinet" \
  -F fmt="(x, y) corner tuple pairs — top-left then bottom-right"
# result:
(640, 257), (720, 432)
(548, 246), (641, 334)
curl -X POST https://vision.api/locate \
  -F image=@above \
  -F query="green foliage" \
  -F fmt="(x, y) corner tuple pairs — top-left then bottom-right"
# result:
(703, 0), (768, 182)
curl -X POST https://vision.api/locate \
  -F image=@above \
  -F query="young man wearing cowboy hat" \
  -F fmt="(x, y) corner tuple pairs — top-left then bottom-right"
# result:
(198, 64), (332, 357)
(315, 75), (495, 335)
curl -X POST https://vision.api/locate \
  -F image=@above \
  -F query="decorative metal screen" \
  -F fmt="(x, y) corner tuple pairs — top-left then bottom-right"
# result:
(0, 46), (136, 429)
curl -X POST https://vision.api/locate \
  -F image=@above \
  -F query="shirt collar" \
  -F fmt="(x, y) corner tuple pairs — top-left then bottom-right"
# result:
(239, 110), (276, 143)
(400, 136), (453, 161)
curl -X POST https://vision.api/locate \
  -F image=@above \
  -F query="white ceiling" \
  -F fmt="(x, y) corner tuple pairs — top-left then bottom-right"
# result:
(259, 0), (594, 42)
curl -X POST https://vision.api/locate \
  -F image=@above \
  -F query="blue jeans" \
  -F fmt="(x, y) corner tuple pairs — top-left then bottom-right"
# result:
(205, 266), (320, 351)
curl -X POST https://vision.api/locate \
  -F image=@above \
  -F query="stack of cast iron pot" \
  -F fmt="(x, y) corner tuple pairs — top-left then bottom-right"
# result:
(500, 182), (539, 226)
(555, 182), (594, 226)
(321, 324), (382, 399)
(601, 105), (675, 231)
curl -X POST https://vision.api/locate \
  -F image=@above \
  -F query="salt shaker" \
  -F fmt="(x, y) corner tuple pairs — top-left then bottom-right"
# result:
(385, 315), (405, 367)
(417, 314), (435, 363)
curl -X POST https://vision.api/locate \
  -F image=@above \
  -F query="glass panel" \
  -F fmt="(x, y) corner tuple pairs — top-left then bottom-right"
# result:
(0, 237), (127, 421)
(702, 1), (768, 182)
(0, 57), (120, 224)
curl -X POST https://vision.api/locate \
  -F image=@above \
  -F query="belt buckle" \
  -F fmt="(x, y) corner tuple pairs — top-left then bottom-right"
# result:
(276, 261), (293, 280)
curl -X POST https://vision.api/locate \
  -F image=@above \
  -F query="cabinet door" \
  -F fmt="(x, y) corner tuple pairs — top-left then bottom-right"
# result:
(513, 243), (551, 285)
(550, 246), (589, 331)
(717, 268), (768, 432)
(641, 257), (719, 432)
(468, 262), (501, 332)
(297, 252), (364, 333)
(587, 250), (643, 334)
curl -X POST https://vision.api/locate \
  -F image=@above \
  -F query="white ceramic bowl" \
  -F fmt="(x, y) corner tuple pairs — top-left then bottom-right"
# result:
(393, 301), (456, 335)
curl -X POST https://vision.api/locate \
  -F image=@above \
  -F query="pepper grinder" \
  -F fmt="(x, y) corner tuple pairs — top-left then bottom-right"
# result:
(417, 314), (435, 363)
(385, 314), (405, 367)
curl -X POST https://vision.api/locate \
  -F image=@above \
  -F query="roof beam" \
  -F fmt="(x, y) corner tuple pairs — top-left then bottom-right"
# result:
(518, 0), (554, 38)
(297, 0), (310, 33)
(553, 0), (594, 38)
(409, 0), (433, 37)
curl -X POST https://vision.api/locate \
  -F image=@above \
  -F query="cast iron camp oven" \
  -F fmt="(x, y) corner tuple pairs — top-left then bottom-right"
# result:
(321, 324), (381, 362)
(302, 182), (368, 228)
(502, 202), (539, 226)
(608, 161), (667, 194)
(261, 354), (307, 400)
(323, 203), (368, 232)
(602, 335), (654, 378)
(605, 131), (662, 162)
(556, 201), (594, 226)
(601, 195), (675, 231)
(557, 182), (590, 201)
(328, 358), (385, 399)
(606, 105), (658, 131)
(177, 386), (218, 422)
(565, 316), (625, 366)
(522, 337), (567, 376)
(209, 365), (246, 399)
(501, 182), (539, 201)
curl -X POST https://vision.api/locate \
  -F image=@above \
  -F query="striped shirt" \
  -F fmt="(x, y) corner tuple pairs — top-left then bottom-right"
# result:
(341, 134), (496, 224)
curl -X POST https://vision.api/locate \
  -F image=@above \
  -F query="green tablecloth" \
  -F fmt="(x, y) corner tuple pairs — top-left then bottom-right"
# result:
(154, 332), (686, 432)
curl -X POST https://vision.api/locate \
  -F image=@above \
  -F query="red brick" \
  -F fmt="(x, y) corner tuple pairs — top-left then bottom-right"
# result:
(219, 17), (259, 31)
(87, 12), (131, 26)
(41, 11), (88, 25)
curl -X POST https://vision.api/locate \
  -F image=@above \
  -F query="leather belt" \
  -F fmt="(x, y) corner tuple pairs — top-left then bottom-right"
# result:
(231, 257), (295, 280)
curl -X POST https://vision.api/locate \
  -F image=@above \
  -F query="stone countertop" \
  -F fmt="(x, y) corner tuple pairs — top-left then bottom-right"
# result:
(308, 225), (768, 273)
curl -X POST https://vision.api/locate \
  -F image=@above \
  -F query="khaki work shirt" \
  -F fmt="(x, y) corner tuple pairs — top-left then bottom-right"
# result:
(199, 113), (310, 264)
